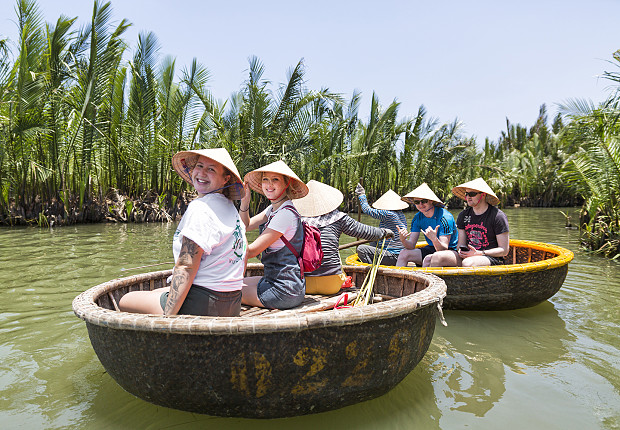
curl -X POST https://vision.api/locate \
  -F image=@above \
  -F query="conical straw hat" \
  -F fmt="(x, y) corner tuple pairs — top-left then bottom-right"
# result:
(172, 148), (244, 200)
(244, 160), (309, 199)
(371, 189), (409, 210)
(292, 180), (343, 217)
(402, 183), (445, 207)
(452, 177), (500, 206)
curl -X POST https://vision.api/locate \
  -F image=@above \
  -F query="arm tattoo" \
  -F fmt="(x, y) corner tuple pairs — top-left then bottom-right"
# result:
(165, 268), (189, 314)
(164, 236), (199, 315)
(177, 236), (200, 265)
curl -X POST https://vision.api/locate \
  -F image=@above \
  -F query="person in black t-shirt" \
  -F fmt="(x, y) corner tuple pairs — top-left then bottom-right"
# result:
(430, 178), (509, 267)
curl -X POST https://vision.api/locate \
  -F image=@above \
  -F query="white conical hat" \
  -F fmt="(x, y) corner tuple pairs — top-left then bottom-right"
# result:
(243, 160), (309, 199)
(172, 148), (244, 199)
(452, 177), (500, 206)
(371, 189), (409, 210)
(402, 183), (445, 207)
(292, 180), (344, 217)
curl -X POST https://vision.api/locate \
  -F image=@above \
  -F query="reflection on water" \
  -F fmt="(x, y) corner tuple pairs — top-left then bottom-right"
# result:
(0, 208), (619, 429)
(429, 301), (572, 418)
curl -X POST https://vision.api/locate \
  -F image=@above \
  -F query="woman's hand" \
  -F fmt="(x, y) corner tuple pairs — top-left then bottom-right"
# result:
(239, 182), (252, 227)
(240, 182), (251, 210)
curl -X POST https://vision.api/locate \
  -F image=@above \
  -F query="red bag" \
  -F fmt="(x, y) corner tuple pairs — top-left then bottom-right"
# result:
(279, 206), (323, 275)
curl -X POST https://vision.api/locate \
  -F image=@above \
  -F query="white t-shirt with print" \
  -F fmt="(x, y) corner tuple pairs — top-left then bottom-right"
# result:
(173, 193), (247, 292)
(260, 200), (298, 251)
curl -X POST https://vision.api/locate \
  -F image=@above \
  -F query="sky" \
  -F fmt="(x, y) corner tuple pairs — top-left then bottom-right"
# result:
(1, 0), (619, 142)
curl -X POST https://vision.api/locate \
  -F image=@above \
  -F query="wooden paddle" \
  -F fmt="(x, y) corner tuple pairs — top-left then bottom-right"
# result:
(338, 239), (371, 251)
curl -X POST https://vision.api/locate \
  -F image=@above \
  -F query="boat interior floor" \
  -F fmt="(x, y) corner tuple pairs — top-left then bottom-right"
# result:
(239, 289), (396, 317)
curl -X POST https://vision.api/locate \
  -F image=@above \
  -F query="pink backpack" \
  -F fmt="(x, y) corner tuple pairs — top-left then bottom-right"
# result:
(279, 206), (323, 275)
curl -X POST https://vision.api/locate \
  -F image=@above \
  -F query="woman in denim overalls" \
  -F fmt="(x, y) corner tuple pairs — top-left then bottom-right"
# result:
(239, 161), (309, 309)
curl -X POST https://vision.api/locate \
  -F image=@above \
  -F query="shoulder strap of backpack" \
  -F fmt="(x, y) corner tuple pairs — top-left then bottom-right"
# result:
(276, 204), (300, 258)
(279, 204), (301, 218)
(280, 235), (299, 258)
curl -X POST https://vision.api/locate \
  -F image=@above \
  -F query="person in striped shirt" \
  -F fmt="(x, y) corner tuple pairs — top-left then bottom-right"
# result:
(355, 183), (407, 265)
(294, 180), (392, 295)
(396, 183), (458, 267)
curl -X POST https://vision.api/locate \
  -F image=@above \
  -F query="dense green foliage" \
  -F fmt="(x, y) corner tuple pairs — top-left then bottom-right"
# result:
(0, 0), (618, 258)
(557, 53), (620, 259)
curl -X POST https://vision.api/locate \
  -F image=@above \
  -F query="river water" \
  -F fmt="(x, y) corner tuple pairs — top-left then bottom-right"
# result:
(0, 208), (618, 429)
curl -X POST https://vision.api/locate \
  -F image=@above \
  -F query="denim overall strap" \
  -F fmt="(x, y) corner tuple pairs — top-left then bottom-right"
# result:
(257, 205), (305, 309)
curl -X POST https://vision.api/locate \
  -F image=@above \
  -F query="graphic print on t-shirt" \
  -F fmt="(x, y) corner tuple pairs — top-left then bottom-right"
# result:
(465, 222), (489, 250)
(231, 218), (245, 262)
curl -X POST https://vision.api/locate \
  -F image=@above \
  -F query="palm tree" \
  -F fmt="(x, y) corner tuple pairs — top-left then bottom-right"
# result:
(0, 37), (12, 219)
(126, 31), (159, 193)
(218, 57), (338, 210)
(4, 0), (50, 216)
(350, 92), (404, 199)
(302, 90), (353, 190)
(558, 52), (620, 256)
(67, 0), (130, 207)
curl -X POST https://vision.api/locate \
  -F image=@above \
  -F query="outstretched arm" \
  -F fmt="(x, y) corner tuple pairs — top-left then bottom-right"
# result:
(340, 215), (384, 240)
(357, 194), (391, 220)
(247, 228), (283, 258)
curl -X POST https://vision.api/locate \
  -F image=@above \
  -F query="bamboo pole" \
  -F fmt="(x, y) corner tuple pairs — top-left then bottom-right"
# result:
(338, 239), (371, 251)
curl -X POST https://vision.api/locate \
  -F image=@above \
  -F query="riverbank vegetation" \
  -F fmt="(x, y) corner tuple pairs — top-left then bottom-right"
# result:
(0, 0), (618, 258)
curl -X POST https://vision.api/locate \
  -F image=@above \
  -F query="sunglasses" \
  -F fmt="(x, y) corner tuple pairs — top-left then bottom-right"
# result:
(464, 191), (481, 197)
(413, 199), (429, 205)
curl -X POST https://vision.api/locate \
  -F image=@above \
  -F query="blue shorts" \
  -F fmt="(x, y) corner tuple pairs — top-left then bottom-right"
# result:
(257, 277), (305, 310)
(160, 285), (241, 317)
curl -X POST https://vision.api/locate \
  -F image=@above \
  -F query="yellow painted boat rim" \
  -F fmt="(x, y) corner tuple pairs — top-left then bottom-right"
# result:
(344, 239), (574, 276)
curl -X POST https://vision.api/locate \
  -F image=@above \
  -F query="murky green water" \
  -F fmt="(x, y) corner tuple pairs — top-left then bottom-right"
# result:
(0, 208), (618, 429)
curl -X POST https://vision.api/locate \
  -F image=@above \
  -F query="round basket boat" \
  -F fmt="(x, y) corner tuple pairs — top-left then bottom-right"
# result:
(72, 263), (446, 418)
(345, 239), (573, 311)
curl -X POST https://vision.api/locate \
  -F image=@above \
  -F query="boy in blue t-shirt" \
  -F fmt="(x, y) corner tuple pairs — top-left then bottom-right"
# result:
(396, 183), (457, 267)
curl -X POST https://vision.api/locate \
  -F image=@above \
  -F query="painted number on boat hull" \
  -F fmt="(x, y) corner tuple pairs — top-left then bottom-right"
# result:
(388, 329), (412, 375)
(230, 352), (272, 398)
(341, 340), (373, 387)
(291, 347), (328, 395)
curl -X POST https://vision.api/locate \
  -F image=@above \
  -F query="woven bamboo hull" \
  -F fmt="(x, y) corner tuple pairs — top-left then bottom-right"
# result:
(73, 265), (446, 418)
(345, 239), (574, 311)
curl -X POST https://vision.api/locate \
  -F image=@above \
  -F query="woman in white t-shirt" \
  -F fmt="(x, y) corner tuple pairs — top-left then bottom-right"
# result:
(239, 161), (309, 309)
(119, 148), (247, 317)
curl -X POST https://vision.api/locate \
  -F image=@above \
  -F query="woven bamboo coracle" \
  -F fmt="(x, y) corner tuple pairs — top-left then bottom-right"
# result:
(72, 264), (447, 418)
(345, 239), (574, 310)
